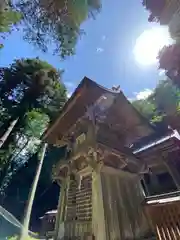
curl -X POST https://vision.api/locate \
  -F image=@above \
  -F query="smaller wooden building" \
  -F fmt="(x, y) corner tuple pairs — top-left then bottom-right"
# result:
(132, 128), (180, 239)
(40, 210), (57, 239)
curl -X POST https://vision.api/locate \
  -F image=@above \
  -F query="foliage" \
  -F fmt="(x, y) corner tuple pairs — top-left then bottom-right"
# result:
(8, 235), (36, 240)
(158, 44), (180, 88)
(158, 44), (180, 71)
(0, 58), (67, 148)
(2, 145), (66, 235)
(0, 3), (22, 51)
(0, 58), (67, 191)
(0, 58), (67, 120)
(25, 110), (49, 138)
(150, 80), (180, 115)
(169, 11), (180, 42)
(13, 0), (101, 57)
(0, 8), (22, 33)
(133, 98), (159, 123)
(142, 0), (165, 22)
(0, 58), (67, 238)
(132, 79), (180, 124)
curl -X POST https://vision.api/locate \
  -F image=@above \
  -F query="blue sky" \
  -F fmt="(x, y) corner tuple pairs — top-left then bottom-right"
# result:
(0, 0), (162, 99)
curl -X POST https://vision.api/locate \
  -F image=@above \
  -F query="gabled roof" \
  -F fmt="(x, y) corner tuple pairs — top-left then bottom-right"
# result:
(43, 77), (155, 145)
(43, 77), (118, 143)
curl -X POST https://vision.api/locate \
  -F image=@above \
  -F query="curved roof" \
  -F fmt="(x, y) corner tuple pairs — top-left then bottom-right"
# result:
(43, 77), (155, 145)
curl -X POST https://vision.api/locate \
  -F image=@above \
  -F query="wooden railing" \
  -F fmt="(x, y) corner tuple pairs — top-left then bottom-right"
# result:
(144, 191), (180, 239)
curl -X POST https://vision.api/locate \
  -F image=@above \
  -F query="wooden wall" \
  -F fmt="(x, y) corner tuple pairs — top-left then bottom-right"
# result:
(57, 175), (93, 239)
(98, 167), (152, 240)
(55, 167), (153, 239)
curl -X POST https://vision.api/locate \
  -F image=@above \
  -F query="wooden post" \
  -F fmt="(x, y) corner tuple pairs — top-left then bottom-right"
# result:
(20, 143), (47, 240)
(92, 169), (107, 240)
(54, 177), (69, 240)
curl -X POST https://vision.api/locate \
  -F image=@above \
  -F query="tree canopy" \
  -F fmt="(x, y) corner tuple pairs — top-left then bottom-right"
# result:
(0, 2), (22, 49)
(142, 0), (165, 22)
(0, 58), (67, 193)
(12, 0), (101, 57)
(157, 44), (180, 88)
(0, 0), (101, 56)
(0, 57), (67, 238)
(0, 58), (67, 121)
(132, 79), (180, 127)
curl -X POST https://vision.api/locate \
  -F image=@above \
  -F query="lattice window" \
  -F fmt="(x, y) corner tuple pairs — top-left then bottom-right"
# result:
(66, 175), (92, 222)
(146, 200), (180, 239)
(66, 179), (77, 221)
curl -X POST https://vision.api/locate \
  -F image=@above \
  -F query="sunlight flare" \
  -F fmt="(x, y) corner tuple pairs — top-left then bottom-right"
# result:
(134, 27), (173, 66)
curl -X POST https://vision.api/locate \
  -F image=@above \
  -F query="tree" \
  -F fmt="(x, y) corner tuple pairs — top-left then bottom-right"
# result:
(158, 44), (180, 88)
(0, 58), (67, 199)
(13, 0), (101, 57)
(142, 0), (165, 22)
(132, 79), (180, 125)
(0, 7), (21, 33)
(0, 2), (22, 49)
(0, 59), (67, 238)
(0, 110), (49, 193)
(2, 144), (66, 237)
(132, 98), (161, 123)
(0, 58), (67, 149)
(20, 143), (47, 240)
(169, 11), (180, 42)
(150, 80), (180, 116)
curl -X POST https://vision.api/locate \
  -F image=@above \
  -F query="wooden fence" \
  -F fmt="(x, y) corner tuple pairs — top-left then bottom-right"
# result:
(145, 191), (180, 240)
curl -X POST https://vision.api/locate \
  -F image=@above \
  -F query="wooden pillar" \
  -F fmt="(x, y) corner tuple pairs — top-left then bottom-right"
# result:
(92, 170), (107, 240)
(54, 178), (68, 240)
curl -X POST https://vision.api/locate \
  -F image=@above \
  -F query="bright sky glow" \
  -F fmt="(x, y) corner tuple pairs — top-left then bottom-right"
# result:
(134, 27), (173, 66)
(135, 89), (153, 100)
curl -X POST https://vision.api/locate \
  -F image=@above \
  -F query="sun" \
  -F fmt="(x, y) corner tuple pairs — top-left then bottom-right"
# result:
(134, 27), (173, 66)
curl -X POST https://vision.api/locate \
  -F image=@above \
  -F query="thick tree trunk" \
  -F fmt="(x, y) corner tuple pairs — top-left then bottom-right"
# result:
(0, 118), (19, 149)
(20, 142), (47, 240)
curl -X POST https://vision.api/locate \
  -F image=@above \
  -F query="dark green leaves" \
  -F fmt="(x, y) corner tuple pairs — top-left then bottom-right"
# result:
(132, 79), (180, 123)
(14, 0), (101, 57)
(0, 58), (67, 182)
(0, 8), (22, 33)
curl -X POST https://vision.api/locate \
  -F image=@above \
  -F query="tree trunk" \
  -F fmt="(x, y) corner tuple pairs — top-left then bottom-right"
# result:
(0, 138), (30, 191)
(0, 85), (37, 150)
(0, 118), (19, 149)
(20, 142), (47, 240)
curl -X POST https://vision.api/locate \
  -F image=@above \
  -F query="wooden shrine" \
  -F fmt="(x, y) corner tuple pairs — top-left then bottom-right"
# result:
(40, 210), (57, 238)
(43, 77), (155, 240)
(132, 127), (180, 240)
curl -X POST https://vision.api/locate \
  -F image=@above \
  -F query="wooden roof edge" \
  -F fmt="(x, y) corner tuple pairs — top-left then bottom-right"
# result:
(43, 76), (156, 143)
(133, 134), (179, 155)
(43, 76), (119, 141)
